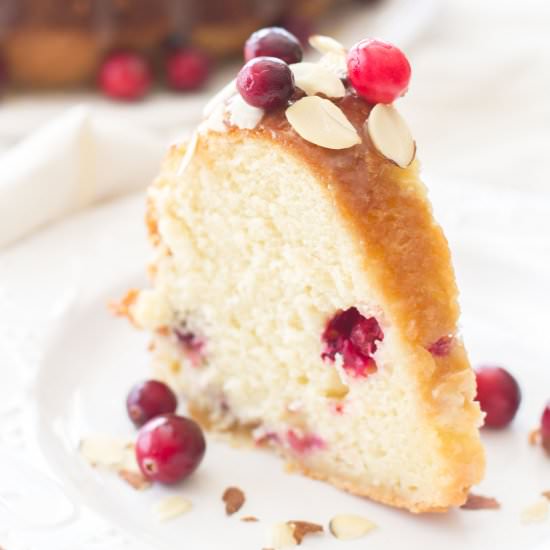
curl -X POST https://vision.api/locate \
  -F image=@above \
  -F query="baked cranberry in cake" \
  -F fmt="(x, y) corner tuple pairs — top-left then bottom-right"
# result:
(174, 327), (205, 367)
(287, 430), (325, 454)
(428, 335), (454, 357)
(322, 308), (383, 378)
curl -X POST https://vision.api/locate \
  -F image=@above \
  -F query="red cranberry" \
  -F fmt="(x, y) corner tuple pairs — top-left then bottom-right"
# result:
(539, 403), (550, 454)
(174, 328), (204, 367)
(126, 380), (177, 427)
(280, 17), (314, 48)
(287, 430), (324, 454)
(237, 56), (295, 110)
(475, 366), (521, 428)
(98, 51), (152, 101)
(428, 335), (454, 357)
(166, 47), (210, 91)
(321, 307), (384, 378)
(244, 27), (303, 65)
(136, 414), (206, 484)
(347, 38), (411, 104)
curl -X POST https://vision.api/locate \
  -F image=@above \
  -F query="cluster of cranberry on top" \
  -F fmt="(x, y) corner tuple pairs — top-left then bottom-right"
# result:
(236, 26), (411, 111)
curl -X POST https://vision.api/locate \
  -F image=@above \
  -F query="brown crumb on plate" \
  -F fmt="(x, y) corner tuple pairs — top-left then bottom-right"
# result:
(288, 520), (324, 544)
(118, 469), (151, 490)
(222, 486), (245, 515)
(460, 493), (501, 510)
(529, 429), (541, 446)
(109, 289), (139, 321)
(241, 515), (259, 522)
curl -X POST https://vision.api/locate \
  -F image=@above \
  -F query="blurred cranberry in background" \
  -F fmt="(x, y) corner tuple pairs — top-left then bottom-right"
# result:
(279, 17), (315, 48)
(98, 51), (152, 101)
(165, 47), (210, 91)
(0, 58), (7, 91)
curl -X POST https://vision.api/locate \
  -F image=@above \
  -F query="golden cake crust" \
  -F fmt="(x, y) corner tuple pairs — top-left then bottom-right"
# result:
(136, 91), (485, 513)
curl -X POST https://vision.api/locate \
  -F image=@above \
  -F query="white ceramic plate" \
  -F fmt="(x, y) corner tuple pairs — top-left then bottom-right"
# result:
(1, 188), (549, 550)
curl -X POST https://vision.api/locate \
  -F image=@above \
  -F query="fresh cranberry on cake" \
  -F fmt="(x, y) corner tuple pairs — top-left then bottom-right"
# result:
(118, 31), (485, 513)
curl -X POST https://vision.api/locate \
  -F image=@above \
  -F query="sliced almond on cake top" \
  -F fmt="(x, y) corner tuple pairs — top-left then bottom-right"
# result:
(286, 96), (361, 149)
(366, 103), (415, 167)
(290, 63), (345, 98)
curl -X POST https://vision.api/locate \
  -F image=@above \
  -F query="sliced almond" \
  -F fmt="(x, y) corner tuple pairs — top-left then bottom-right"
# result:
(309, 35), (346, 56)
(79, 435), (129, 468)
(460, 493), (500, 510)
(521, 498), (549, 524)
(119, 442), (141, 473)
(241, 515), (259, 522)
(222, 486), (246, 515)
(267, 522), (297, 549)
(176, 131), (199, 176)
(203, 78), (237, 118)
(227, 94), (264, 130)
(153, 495), (192, 522)
(200, 101), (227, 134)
(329, 514), (376, 540)
(290, 63), (345, 98)
(286, 96), (361, 150)
(318, 52), (348, 79)
(288, 521), (323, 544)
(366, 103), (415, 167)
(118, 469), (151, 491)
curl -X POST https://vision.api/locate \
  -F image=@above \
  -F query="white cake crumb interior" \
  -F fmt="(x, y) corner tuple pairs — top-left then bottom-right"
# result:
(134, 135), (480, 510)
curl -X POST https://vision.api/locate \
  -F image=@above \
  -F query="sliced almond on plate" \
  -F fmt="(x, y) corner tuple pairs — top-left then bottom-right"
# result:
(241, 515), (259, 522)
(286, 96), (361, 150)
(290, 62), (345, 98)
(460, 493), (501, 510)
(79, 435), (130, 468)
(267, 522), (297, 549)
(521, 498), (549, 524)
(329, 514), (376, 540)
(153, 495), (193, 522)
(309, 35), (346, 56)
(366, 103), (415, 167)
(288, 521), (323, 544)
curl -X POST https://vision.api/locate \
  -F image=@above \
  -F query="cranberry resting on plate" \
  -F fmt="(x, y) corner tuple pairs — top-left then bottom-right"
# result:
(136, 414), (206, 484)
(475, 366), (521, 428)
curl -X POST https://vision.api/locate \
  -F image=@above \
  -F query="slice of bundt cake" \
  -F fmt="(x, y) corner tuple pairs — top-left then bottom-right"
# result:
(122, 30), (485, 513)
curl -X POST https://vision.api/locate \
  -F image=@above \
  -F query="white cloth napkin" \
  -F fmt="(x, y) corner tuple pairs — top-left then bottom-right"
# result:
(0, 106), (166, 249)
